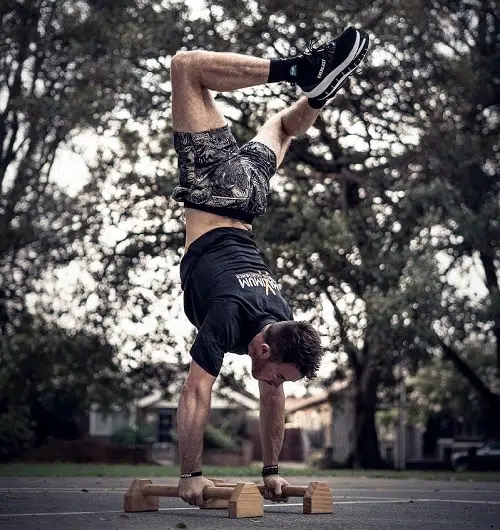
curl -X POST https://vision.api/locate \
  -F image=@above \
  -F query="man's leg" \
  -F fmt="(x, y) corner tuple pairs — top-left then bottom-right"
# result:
(251, 96), (321, 167)
(171, 51), (271, 133)
(171, 26), (368, 135)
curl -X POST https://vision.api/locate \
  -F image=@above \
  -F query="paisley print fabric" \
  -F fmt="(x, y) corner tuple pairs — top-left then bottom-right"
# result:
(172, 125), (277, 223)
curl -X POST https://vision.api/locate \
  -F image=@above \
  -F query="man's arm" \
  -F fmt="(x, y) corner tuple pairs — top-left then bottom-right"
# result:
(258, 380), (286, 466)
(258, 381), (290, 502)
(177, 360), (216, 473)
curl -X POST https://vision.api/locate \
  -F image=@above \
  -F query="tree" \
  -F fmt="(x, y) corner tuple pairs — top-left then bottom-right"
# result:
(408, 340), (499, 444)
(3, 0), (496, 468)
(41, 0), (441, 467)
(0, 317), (126, 459)
(0, 0), (185, 327)
(0, 1), (189, 431)
(392, 0), (500, 430)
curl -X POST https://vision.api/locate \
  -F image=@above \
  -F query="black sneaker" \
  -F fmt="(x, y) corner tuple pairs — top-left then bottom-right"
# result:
(299, 27), (370, 106)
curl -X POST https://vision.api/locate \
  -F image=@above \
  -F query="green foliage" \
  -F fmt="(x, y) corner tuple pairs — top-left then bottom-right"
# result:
(408, 341), (499, 430)
(125, 361), (184, 401)
(0, 321), (129, 452)
(0, 0), (187, 360)
(110, 424), (157, 445)
(204, 424), (237, 450)
(0, 405), (35, 462)
(166, 424), (237, 450)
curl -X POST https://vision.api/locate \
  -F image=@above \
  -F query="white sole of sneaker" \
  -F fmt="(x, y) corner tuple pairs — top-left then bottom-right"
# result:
(311, 33), (370, 102)
(302, 30), (367, 99)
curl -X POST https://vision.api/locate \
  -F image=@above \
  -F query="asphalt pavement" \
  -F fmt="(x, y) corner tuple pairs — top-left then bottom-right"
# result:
(1, 476), (499, 529)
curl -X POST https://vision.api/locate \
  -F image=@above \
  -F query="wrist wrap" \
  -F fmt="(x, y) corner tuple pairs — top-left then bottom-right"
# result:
(180, 471), (203, 479)
(262, 465), (279, 477)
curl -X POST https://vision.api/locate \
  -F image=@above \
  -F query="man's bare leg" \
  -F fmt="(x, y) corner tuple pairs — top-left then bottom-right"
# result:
(171, 50), (319, 162)
(171, 28), (369, 137)
(171, 50), (271, 133)
(171, 52), (320, 172)
(251, 97), (321, 166)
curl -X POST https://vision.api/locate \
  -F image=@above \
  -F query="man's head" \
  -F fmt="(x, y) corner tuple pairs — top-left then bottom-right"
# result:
(249, 320), (323, 388)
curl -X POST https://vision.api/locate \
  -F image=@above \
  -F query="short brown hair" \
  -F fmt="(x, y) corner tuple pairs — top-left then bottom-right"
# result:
(264, 321), (323, 381)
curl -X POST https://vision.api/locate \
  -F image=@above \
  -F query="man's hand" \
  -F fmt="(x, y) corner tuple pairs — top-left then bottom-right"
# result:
(178, 476), (215, 507)
(262, 474), (290, 503)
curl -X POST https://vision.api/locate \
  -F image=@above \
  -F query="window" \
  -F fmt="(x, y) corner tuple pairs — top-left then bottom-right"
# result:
(92, 412), (112, 436)
(158, 409), (175, 443)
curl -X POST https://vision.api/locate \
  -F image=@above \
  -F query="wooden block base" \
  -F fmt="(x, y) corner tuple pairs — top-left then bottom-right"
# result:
(200, 498), (230, 509)
(124, 479), (159, 512)
(303, 482), (333, 514)
(228, 483), (263, 519)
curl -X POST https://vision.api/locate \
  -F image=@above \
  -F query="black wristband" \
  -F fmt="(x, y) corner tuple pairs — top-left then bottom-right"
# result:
(180, 471), (203, 479)
(262, 465), (279, 477)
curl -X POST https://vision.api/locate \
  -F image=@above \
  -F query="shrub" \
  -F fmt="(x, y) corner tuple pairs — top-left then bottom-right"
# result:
(21, 439), (153, 464)
(0, 405), (35, 462)
(110, 424), (156, 445)
(204, 424), (237, 450)
(164, 425), (237, 450)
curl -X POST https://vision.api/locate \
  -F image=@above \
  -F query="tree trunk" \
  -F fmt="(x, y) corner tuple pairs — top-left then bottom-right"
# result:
(351, 363), (385, 469)
(479, 251), (500, 380)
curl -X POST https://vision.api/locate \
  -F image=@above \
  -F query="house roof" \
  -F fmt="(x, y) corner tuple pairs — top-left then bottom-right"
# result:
(285, 391), (329, 413)
(285, 381), (350, 414)
(137, 391), (164, 409)
(137, 388), (259, 411)
(216, 387), (259, 411)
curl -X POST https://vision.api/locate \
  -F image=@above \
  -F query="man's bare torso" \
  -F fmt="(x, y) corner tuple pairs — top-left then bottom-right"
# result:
(184, 208), (252, 252)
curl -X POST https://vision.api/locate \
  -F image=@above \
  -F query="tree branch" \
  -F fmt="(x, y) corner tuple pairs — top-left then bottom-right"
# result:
(323, 286), (362, 376)
(436, 333), (500, 412)
(479, 250), (500, 377)
(0, 111), (20, 187)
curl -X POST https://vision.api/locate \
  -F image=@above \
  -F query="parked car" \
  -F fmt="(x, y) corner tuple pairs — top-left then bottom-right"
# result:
(451, 442), (500, 471)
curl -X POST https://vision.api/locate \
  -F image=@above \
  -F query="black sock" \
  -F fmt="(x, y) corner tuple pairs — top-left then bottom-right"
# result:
(268, 57), (314, 84)
(308, 98), (326, 109)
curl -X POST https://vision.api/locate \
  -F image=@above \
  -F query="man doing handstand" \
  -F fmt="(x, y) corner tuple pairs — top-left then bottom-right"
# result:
(171, 26), (370, 507)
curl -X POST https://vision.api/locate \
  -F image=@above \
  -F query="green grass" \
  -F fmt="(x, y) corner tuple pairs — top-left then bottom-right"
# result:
(1, 463), (500, 481)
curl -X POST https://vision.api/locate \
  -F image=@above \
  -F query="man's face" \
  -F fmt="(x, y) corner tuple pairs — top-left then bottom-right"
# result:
(251, 354), (302, 388)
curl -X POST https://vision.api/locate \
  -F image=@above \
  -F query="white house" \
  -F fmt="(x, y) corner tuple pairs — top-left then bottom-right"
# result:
(88, 387), (259, 441)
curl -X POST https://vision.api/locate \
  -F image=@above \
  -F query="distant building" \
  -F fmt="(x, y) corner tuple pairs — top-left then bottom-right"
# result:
(285, 382), (351, 463)
(89, 387), (259, 442)
(285, 382), (425, 467)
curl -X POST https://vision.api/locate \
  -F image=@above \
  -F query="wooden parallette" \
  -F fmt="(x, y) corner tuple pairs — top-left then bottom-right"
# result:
(206, 480), (334, 514)
(302, 482), (334, 514)
(124, 479), (263, 519)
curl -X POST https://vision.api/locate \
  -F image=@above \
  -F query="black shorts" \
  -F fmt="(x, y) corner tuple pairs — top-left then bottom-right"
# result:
(171, 125), (277, 224)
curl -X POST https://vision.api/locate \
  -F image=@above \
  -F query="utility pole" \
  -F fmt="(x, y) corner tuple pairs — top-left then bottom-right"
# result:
(396, 365), (407, 469)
